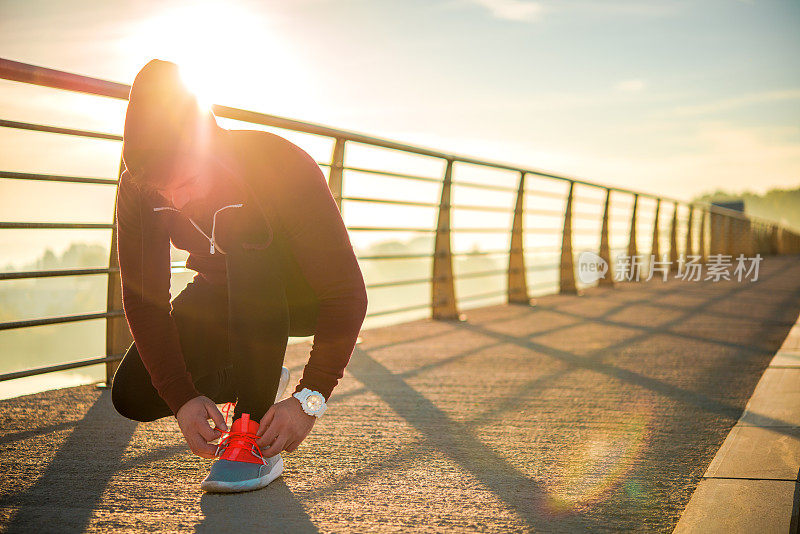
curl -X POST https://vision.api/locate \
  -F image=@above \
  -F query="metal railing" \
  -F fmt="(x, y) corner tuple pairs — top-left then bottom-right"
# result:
(2, 57), (799, 385)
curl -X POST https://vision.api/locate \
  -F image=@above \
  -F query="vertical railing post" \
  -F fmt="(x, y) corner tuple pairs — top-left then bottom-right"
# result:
(698, 209), (707, 262)
(754, 222), (765, 255)
(669, 202), (679, 272)
(432, 159), (459, 320)
(724, 216), (733, 256)
(743, 217), (755, 257)
(103, 156), (133, 388)
(328, 138), (346, 213)
(598, 188), (614, 287)
(729, 217), (740, 257)
(627, 194), (639, 258)
(651, 198), (661, 262)
(685, 205), (694, 258)
(560, 181), (578, 294)
(708, 210), (719, 255)
(770, 225), (779, 255)
(507, 171), (529, 303)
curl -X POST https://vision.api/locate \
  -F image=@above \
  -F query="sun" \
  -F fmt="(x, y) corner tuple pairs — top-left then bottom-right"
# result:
(118, 0), (316, 116)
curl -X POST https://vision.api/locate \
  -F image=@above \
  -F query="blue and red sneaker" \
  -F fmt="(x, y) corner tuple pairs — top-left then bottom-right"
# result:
(200, 412), (283, 493)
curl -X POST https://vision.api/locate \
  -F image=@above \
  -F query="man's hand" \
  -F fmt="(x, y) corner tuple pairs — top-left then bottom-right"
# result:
(176, 396), (229, 459)
(256, 396), (316, 457)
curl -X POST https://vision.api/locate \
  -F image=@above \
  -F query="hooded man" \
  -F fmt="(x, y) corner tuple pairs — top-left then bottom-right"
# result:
(111, 59), (368, 493)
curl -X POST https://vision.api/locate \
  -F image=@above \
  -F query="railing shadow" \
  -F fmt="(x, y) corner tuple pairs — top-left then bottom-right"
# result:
(342, 343), (610, 532)
(1, 391), (137, 533)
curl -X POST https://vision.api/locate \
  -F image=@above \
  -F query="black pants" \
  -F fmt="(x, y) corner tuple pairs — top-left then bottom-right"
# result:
(111, 237), (320, 423)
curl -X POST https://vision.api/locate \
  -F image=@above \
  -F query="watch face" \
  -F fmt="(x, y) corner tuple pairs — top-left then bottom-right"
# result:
(306, 393), (324, 411)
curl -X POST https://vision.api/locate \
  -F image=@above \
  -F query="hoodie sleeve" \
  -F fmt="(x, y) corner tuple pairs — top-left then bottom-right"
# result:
(261, 135), (369, 403)
(115, 170), (201, 415)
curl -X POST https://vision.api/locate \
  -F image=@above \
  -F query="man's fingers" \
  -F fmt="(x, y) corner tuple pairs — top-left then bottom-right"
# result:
(258, 420), (282, 449)
(188, 433), (217, 459)
(261, 435), (288, 458)
(257, 407), (275, 436)
(197, 421), (220, 443)
(205, 400), (228, 432)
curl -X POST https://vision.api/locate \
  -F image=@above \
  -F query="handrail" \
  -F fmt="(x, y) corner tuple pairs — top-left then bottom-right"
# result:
(1, 56), (798, 387)
(0, 57), (772, 223)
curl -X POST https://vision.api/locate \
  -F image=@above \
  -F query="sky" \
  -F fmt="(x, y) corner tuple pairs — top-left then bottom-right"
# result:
(1, 0), (799, 264)
(2, 0), (799, 193)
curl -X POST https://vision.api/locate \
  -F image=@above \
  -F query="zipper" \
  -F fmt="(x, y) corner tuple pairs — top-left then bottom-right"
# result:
(154, 203), (243, 255)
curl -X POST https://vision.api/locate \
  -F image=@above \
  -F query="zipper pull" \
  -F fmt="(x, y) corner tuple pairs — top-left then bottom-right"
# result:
(210, 241), (215, 254)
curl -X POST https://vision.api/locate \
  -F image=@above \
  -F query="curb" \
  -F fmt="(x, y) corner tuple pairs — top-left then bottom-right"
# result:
(673, 314), (800, 533)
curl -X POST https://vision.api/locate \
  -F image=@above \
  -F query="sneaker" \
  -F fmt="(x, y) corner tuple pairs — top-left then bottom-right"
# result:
(201, 413), (283, 493)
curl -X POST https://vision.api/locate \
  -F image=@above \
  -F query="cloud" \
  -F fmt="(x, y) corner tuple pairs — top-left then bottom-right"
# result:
(616, 79), (646, 93)
(668, 89), (800, 117)
(467, 0), (543, 21)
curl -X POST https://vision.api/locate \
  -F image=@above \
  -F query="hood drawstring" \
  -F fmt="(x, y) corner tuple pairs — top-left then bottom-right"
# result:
(154, 203), (243, 255)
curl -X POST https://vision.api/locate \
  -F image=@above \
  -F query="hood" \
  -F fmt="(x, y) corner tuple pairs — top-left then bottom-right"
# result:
(121, 59), (215, 184)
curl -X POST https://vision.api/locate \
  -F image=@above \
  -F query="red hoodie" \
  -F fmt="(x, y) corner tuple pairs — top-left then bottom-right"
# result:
(116, 65), (368, 415)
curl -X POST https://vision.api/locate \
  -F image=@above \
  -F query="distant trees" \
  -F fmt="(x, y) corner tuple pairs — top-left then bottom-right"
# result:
(694, 186), (800, 232)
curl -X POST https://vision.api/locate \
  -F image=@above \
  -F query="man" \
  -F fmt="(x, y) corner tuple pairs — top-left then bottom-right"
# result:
(110, 59), (368, 493)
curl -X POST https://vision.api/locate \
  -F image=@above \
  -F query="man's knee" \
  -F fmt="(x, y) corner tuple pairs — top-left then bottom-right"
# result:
(110, 372), (164, 423)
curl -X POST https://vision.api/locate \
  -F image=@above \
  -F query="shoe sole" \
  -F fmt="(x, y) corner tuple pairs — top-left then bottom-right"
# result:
(200, 455), (284, 493)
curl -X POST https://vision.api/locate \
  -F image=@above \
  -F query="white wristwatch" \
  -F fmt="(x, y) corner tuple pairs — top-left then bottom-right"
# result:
(292, 388), (328, 417)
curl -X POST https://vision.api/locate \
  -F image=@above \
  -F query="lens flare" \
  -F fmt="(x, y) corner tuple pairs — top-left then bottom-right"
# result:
(540, 408), (653, 516)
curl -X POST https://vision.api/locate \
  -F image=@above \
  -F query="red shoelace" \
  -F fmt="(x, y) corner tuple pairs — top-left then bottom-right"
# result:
(214, 402), (267, 464)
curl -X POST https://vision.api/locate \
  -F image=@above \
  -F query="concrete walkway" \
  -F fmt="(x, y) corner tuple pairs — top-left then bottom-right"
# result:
(674, 297), (800, 532)
(1, 255), (799, 533)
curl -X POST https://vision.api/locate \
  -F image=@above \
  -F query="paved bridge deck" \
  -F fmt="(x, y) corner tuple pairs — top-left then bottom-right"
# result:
(1, 255), (799, 533)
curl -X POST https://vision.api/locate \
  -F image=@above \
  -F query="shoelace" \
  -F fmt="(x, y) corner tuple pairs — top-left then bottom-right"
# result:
(214, 401), (267, 465)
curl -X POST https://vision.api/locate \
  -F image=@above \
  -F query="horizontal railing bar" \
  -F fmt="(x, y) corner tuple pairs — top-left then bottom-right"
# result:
(348, 226), (434, 233)
(0, 119), (121, 141)
(523, 228), (562, 234)
(0, 171), (118, 185)
(452, 204), (513, 213)
(366, 276), (431, 289)
(0, 59), (130, 97)
(358, 252), (432, 260)
(526, 263), (560, 271)
(365, 301), (430, 318)
(341, 196), (438, 209)
(341, 165), (442, 184)
(572, 212), (603, 220)
(454, 268), (508, 279)
(453, 249), (510, 256)
(0, 310), (123, 331)
(525, 189), (566, 199)
(451, 227), (512, 233)
(0, 267), (117, 280)
(0, 354), (125, 382)
(525, 208), (566, 217)
(0, 222), (114, 230)
(573, 197), (606, 205)
(458, 289), (507, 302)
(529, 279), (558, 287)
(451, 180), (518, 193)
